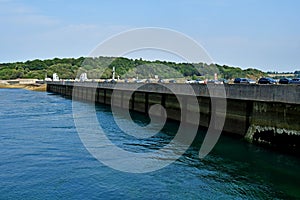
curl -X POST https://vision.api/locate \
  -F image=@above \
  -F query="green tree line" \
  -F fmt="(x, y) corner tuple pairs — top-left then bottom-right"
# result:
(0, 56), (266, 80)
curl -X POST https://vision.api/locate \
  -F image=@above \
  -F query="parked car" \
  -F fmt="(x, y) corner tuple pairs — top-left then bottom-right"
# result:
(234, 78), (242, 83)
(234, 78), (256, 84)
(145, 79), (152, 83)
(195, 79), (205, 84)
(207, 80), (223, 84)
(247, 79), (256, 84)
(279, 78), (292, 84)
(220, 79), (229, 84)
(185, 79), (195, 83)
(290, 78), (300, 84)
(185, 79), (205, 84)
(169, 79), (177, 83)
(258, 77), (276, 84)
(157, 79), (165, 83)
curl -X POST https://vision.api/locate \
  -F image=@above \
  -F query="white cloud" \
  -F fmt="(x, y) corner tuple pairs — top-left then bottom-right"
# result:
(3, 14), (59, 26)
(0, 1), (59, 26)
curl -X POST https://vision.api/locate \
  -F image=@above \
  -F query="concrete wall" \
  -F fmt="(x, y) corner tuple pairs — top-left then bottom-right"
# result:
(47, 82), (300, 154)
(49, 81), (300, 103)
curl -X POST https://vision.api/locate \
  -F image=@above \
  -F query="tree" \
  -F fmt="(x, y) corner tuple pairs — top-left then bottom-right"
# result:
(0, 56), (267, 80)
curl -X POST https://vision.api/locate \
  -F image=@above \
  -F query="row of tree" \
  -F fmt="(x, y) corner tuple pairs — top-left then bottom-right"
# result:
(0, 56), (266, 80)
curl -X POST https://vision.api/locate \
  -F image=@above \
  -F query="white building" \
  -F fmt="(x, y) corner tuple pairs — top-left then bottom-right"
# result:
(80, 73), (88, 82)
(53, 73), (59, 81)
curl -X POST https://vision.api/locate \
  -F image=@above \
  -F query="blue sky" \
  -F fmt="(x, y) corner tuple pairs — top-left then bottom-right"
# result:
(1, 0), (299, 72)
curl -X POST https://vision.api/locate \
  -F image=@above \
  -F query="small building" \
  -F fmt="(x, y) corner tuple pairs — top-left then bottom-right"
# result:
(53, 73), (59, 81)
(80, 73), (88, 82)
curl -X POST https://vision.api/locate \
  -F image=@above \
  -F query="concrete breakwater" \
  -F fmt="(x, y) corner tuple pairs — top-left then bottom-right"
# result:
(47, 82), (300, 155)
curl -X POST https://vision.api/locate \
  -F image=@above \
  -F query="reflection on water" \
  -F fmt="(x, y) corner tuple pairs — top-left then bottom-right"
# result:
(0, 89), (299, 199)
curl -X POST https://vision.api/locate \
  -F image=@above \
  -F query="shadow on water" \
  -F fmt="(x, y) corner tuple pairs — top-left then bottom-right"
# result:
(181, 127), (300, 199)
(92, 103), (300, 199)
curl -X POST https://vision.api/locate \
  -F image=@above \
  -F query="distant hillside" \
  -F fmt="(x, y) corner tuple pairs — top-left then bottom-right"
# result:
(0, 57), (266, 80)
(267, 72), (299, 79)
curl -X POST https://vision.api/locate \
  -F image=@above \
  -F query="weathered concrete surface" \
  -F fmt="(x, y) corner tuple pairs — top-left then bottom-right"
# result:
(54, 82), (300, 104)
(47, 82), (300, 154)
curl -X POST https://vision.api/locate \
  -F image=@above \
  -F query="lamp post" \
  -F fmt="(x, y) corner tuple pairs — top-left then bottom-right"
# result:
(112, 66), (115, 80)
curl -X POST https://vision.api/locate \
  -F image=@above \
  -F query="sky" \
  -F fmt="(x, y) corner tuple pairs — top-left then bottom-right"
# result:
(0, 0), (299, 72)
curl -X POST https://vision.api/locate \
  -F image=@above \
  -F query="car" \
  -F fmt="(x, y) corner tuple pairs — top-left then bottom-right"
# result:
(234, 78), (256, 84)
(220, 79), (229, 84)
(290, 78), (300, 84)
(145, 79), (152, 83)
(279, 78), (292, 84)
(258, 77), (276, 84)
(134, 79), (143, 83)
(234, 78), (242, 83)
(168, 79), (177, 83)
(207, 80), (223, 84)
(185, 79), (195, 83)
(195, 79), (205, 84)
(157, 79), (165, 83)
(247, 79), (256, 84)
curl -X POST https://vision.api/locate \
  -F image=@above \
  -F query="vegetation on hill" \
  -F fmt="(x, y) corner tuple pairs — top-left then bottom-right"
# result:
(0, 56), (267, 80)
(266, 71), (300, 79)
(0, 57), (84, 80)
